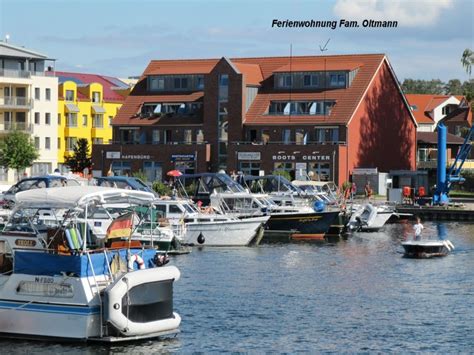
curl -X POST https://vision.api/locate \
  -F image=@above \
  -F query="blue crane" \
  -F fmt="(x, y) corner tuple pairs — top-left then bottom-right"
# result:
(432, 121), (474, 204)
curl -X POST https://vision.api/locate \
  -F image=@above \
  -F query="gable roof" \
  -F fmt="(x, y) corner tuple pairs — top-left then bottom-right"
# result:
(405, 94), (461, 124)
(54, 71), (128, 103)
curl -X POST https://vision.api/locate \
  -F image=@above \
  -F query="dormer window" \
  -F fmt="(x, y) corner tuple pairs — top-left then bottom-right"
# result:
(174, 77), (188, 89)
(329, 73), (346, 87)
(65, 90), (74, 101)
(92, 91), (101, 103)
(303, 74), (319, 87)
(268, 101), (335, 116)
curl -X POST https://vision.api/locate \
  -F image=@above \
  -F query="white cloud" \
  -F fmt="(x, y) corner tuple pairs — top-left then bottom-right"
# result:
(333, 0), (454, 27)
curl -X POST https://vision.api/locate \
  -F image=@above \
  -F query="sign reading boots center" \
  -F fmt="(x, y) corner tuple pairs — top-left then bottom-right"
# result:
(272, 154), (331, 161)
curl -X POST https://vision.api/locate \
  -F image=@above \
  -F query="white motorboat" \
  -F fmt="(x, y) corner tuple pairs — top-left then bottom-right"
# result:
(153, 199), (269, 246)
(402, 239), (454, 258)
(0, 186), (181, 342)
(347, 203), (394, 232)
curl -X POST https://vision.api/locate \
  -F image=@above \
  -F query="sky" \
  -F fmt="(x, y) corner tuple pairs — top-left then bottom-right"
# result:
(0, 0), (472, 81)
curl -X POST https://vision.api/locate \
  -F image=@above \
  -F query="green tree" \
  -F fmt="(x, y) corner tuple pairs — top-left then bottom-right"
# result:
(462, 79), (474, 102)
(132, 170), (148, 182)
(0, 131), (39, 180)
(402, 79), (445, 94)
(64, 138), (91, 173)
(444, 79), (463, 95)
(461, 48), (473, 76)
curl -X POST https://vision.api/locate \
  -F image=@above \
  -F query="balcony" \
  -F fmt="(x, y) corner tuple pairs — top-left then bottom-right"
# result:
(1, 122), (32, 133)
(0, 69), (45, 79)
(0, 96), (33, 109)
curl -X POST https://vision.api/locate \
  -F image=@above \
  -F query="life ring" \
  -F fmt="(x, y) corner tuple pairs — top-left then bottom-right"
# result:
(128, 254), (145, 271)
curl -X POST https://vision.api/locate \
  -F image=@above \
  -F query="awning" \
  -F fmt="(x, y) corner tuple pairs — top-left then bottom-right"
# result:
(92, 105), (106, 114)
(65, 103), (80, 113)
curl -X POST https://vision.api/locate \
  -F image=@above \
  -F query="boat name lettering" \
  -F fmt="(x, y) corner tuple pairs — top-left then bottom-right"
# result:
(272, 155), (331, 161)
(18, 281), (73, 298)
(34, 277), (54, 283)
(121, 154), (151, 160)
(15, 239), (36, 247)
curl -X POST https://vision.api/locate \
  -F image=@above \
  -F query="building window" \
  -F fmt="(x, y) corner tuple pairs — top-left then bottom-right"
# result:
(65, 90), (74, 101)
(152, 129), (160, 144)
(92, 114), (104, 128)
(32, 163), (52, 176)
(92, 138), (103, 144)
(35, 88), (40, 100)
(111, 161), (132, 176)
(274, 162), (296, 180)
(92, 91), (101, 103)
(303, 74), (319, 87)
(34, 137), (40, 150)
(196, 129), (204, 144)
(149, 76), (165, 91)
(262, 129), (270, 144)
(329, 73), (346, 87)
(66, 137), (77, 151)
(164, 130), (172, 144)
(197, 76), (205, 90)
(454, 125), (461, 136)
(314, 127), (339, 143)
(295, 129), (307, 145)
(174, 77), (188, 90)
(34, 112), (40, 125)
(45, 113), (51, 125)
(58, 113), (61, 125)
(108, 116), (113, 126)
(4, 87), (11, 97)
(282, 129), (291, 144)
(82, 114), (88, 126)
(308, 162), (330, 181)
(239, 162), (261, 176)
(143, 161), (163, 182)
(45, 88), (51, 101)
(45, 137), (51, 150)
(66, 113), (78, 127)
(57, 137), (61, 149)
(276, 74), (292, 88)
(184, 129), (192, 144)
(219, 74), (229, 102)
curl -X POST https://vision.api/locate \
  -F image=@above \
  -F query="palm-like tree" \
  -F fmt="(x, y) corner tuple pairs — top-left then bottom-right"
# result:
(461, 49), (473, 76)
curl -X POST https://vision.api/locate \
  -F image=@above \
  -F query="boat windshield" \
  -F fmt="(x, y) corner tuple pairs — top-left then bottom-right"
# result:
(245, 176), (302, 194)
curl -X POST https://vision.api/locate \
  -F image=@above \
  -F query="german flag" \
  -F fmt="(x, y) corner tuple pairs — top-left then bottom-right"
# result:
(106, 212), (134, 240)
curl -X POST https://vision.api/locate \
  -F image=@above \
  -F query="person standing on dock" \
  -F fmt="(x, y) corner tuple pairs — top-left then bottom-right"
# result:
(413, 217), (424, 241)
(364, 181), (373, 201)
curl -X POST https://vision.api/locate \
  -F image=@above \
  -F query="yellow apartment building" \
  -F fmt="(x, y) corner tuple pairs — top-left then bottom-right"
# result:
(55, 71), (130, 172)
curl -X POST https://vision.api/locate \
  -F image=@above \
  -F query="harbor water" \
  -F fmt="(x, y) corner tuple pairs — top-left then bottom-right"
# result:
(2, 221), (474, 353)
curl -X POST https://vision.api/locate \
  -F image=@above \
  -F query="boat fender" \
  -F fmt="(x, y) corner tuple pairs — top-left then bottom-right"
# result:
(128, 254), (145, 271)
(197, 233), (205, 244)
(313, 200), (326, 212)
(446, 240), (455, 250)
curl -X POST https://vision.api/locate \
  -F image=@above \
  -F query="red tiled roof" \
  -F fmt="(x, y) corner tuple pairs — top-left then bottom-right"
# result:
(417, 131), (465, 145)
(116, 54), (387, 126)
(144, 59), (218, 75)
(239, 54), (385, 125)
(233, 62), (263, 86)
(405, 94), (445, 124)
(273, 62), (361, 73)
(54, 71), (128, 103)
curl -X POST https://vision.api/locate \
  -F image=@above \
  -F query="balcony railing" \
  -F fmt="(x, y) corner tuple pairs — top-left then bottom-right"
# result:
(2, 122), (32, 132)
(231, 140), (347, 146)
(0, 96), (33, 108)
(102, 140), (209, 145)
(0, 69), (45, 78)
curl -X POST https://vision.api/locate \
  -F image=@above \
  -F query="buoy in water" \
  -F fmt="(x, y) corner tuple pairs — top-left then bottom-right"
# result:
(197, 233), (205, 244)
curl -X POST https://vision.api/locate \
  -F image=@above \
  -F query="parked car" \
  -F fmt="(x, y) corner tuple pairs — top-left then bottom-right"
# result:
(93, 176), (157, 196)
(0, 175), (81, 207)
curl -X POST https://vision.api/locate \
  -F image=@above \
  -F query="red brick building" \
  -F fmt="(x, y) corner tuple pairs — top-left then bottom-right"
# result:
(91, 54), (417, 185)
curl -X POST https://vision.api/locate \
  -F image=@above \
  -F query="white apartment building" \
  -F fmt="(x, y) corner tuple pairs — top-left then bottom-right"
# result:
(0, 41), (58, 184)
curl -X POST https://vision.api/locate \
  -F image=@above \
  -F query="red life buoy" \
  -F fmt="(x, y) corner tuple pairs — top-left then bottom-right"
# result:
(128, 254), (145, 271)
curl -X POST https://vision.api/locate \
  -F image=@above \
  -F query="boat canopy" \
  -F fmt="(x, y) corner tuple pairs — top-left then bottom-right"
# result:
(179, 173), (246, 194)
(15, 186), (155, 209)
(243, 175), (302, 194)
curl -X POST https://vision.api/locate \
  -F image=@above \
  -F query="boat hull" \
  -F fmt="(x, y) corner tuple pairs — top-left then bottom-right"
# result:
(263, 211), (340, 241)
(402, 240), (452, 258)
(184, 216), (268, 246)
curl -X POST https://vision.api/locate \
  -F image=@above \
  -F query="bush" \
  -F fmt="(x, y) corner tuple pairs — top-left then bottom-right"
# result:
(272, 170), (292, 181)
(132, 170), (148, 182)
(460, 170), (474, 192)
(152, 181), (172, 196)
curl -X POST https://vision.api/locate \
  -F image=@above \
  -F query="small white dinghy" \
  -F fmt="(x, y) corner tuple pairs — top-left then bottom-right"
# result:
(401, 239), (455, 258)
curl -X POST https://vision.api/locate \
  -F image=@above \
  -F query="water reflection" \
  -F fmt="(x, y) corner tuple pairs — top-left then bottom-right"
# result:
(1, 222), (473, 352)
